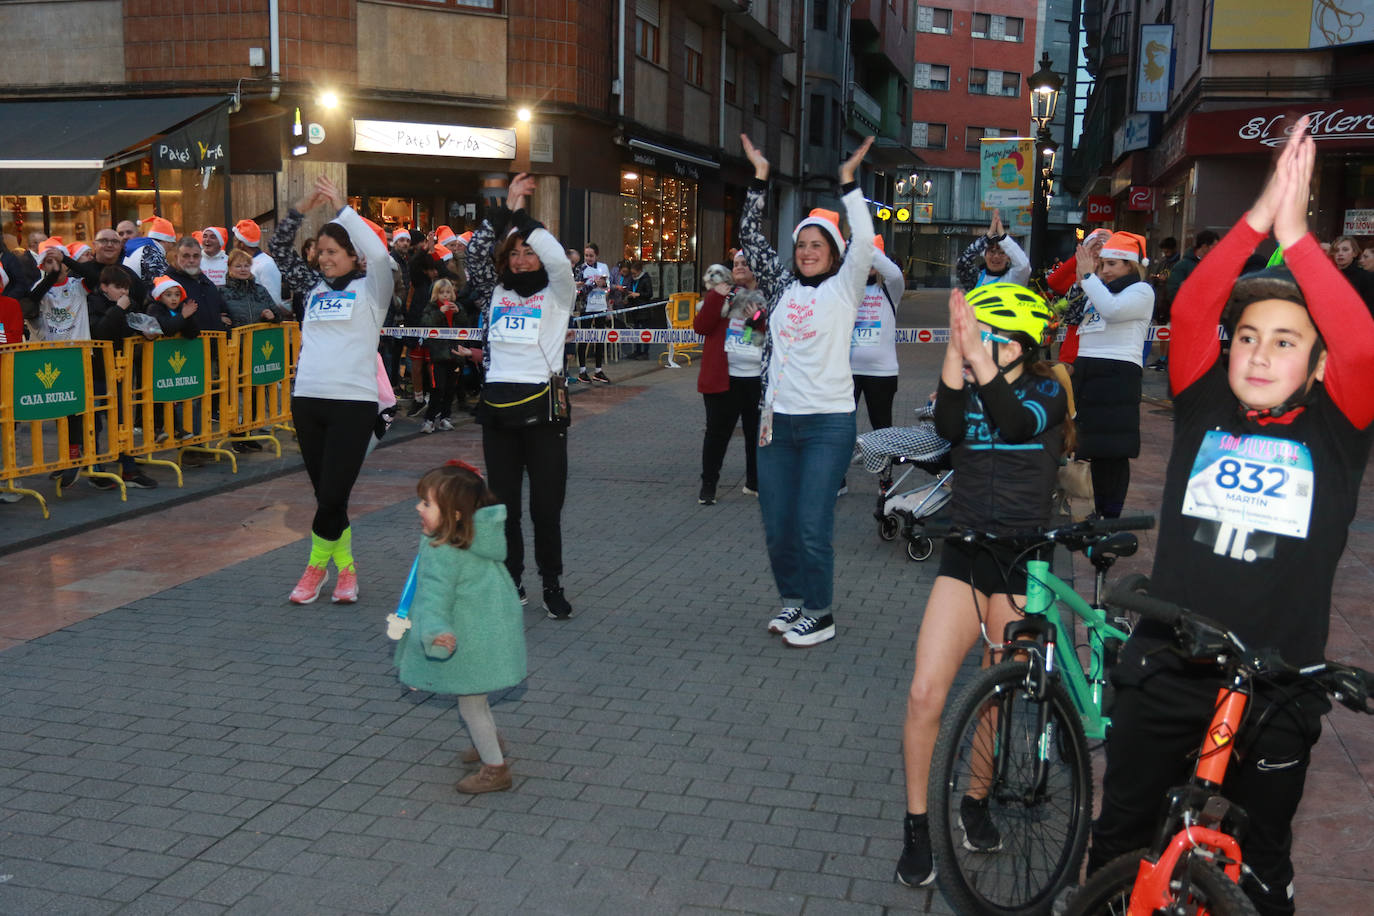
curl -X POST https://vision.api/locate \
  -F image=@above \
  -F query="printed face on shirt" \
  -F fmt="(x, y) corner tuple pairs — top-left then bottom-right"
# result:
(793, 226), (835, 277)
(1332, 239), (1359, 270)
(509, 240), (543, 274)
(983, 244), (1009, 273)
(1096, 257), (1133, 284)
(415, 489), (451, 537)
(1227, 298), (1327, 412)
(315, 232), (358, 279)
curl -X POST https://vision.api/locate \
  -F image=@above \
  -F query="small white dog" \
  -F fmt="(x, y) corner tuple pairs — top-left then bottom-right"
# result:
(703, 263), (732, 289)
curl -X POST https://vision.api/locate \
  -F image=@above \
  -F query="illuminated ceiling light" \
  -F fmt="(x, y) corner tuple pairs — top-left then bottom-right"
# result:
(516, 108), (532, 122)
(318, 91), (340, 108)
(624, 172), (639, 180)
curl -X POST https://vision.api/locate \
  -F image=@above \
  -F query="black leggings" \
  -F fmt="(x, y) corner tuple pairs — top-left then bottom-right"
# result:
(292, 396), (377, 540)
(481, 421), (568, 586)
(852, 374), (899, 431)
(700, 375), (762, 488)
(576, 313), (608, 368)
(425, 363), (458, 421)
(1090, 456), (1131, 518)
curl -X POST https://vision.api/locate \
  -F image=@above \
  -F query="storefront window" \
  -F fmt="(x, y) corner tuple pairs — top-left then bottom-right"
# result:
(620, 165), (697, 294)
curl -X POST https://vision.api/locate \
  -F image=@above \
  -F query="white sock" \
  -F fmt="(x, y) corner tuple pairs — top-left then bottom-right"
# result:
(458, 694), (502, 765)
(579, 366), (587, 372)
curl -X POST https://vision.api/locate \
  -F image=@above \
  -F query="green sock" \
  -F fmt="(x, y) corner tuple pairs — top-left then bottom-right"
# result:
(309, 532), (336, 569)
(332, 526), (355, 572)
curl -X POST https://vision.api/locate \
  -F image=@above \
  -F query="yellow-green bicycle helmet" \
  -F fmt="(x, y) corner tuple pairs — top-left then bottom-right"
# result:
(965, 282), (1054, 346)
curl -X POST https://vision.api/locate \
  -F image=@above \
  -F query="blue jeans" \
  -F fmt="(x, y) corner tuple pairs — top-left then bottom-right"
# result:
(756, 411), (856, 613)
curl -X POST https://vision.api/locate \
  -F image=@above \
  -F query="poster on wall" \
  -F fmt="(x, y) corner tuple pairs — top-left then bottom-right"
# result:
(1137, 25), (1173, 112)
(1211, 0), (1374, 51)
(979, 138), (1035, 209)
(1344, 209), (1374, 234)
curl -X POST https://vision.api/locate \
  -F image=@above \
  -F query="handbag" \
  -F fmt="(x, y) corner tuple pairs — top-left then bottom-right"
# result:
(1056, 458), (1094, 521)
(477, 376), (569, 429)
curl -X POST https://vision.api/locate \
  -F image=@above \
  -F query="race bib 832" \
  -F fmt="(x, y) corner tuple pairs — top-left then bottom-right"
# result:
(1182, 430), (1314, 539)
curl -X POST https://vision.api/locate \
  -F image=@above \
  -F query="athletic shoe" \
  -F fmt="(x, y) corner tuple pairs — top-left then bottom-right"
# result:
(767, 606), (803, 634)
(782, 613), (835, 647)
(578, 369), (592, 383)
(836, 480), (848, 497)
(543, 586), (573, 620)
(420, 420), (436, 434)
(155, 431), (170, 443)
(592, 369), (612, 384)
(742, 484), (758, 497)
(122, 472), (158, 489)
(0, 491), (22, 503)
(288, 565), (329, 604)
(959, 795), (1002, 852)
(49, 467), (80, 487)
(437, 418), (455, 431)
(895, 813), (936, 887)
(88, 475), (119, 491)
(331, 568), (358, 604)
(406, 397), (427, 418)
(567, 374), (580, 385)
(698, 483), (717, 505)
(517, 585), (527, 606)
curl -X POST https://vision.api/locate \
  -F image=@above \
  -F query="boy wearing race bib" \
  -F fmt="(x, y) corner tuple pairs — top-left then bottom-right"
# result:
(1088, 118), (1374, 916)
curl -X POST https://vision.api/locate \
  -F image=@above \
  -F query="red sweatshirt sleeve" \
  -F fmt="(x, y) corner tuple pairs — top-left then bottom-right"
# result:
(694, 289), (726, 335)
(1284, 234), (1374, 428)
(1046, 259), (1076, 296)
(1169, 217), (1264, 394)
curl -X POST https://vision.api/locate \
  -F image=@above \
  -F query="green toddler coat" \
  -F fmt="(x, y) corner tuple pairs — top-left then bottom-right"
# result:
(393, 504), (528, 695)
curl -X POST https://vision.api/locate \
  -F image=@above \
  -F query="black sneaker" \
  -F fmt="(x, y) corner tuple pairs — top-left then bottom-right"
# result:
(49, 467), (80, 487)
(578, 369), (592, 383)
(122, 472), (159, 490)
(698, 482), (717, 505)
(781, 613), (836, 647)
(406, 397), (427, 418)
(88, 475), (118, 491)
(517, 585), (527, 606)
(543, 586), (573, 620)
(959, 794), (1002, 852)
(592, 369), (612, 384)
(895, 812), (936, 887)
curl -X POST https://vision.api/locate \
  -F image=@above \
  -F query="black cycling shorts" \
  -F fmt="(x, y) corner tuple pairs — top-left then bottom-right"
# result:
(936, 537), (1028, 595)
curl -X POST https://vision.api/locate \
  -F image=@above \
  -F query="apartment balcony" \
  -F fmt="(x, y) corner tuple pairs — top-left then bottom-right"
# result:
(849, 82), (882, 135)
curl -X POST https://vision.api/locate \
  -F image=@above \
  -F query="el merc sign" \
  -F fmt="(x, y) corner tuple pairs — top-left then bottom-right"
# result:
(1187, 99), (1374, 155)
(353, 119), (516, 160)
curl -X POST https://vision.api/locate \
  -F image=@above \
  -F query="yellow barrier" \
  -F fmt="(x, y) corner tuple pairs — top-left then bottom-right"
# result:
(0, 340), (122, 516)
(220, 322), (300, 456)
(119, 330), (237, 484)
(662, 292), (701, 367)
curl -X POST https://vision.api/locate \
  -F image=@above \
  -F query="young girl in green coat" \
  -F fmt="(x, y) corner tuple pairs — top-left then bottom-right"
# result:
(394, 462), (528, 794)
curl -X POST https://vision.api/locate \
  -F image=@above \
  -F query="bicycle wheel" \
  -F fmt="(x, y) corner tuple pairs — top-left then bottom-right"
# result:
(1065, 848), (1258, 916)
(929, 661), (1093, 916)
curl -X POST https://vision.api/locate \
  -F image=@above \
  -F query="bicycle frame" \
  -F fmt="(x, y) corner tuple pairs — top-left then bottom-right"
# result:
(1022, 553), (1133, 741)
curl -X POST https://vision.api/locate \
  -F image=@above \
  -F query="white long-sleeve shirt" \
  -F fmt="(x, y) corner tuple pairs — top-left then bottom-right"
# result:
(1077, 273), (1154, 365)
(251, 251), (285, 307)
(849, 249), (904, 376)
(293, 207), (393, 402)
(485, 226), (576, 384)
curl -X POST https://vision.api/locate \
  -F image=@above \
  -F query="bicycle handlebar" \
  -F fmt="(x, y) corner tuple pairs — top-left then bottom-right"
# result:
(1107, 574), (1374, 715)
(939, 515), (1156, 549)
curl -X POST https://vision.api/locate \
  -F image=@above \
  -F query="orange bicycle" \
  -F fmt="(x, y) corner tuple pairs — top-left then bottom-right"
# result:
(1065, 576), (1374, 916)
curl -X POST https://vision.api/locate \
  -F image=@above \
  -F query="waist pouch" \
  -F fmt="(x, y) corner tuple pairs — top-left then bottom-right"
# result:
(477, 377), (569, 429)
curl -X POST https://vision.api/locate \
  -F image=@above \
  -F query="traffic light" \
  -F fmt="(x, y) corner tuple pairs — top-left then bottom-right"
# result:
(288, 107), (308, 158)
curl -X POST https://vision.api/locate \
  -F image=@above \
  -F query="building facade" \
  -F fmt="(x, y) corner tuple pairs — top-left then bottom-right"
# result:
(0, 0), (813, 297)
(1072, 0), (1374, 258)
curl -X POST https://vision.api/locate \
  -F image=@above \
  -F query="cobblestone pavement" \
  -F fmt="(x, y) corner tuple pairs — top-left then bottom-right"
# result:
(2, 291), (1372, 913)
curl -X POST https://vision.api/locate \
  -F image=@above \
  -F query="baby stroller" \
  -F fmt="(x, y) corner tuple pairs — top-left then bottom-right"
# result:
(855, 405), (953, 561)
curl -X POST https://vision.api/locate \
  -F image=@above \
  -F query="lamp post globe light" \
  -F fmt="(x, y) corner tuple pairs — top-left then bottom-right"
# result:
(1028, 51), (1064, 274)
(894, 173), (933, 281)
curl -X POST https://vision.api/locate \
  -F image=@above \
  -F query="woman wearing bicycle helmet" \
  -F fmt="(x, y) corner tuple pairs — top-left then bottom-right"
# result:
(1088, 118), (1374, 916)
(896, 282), (1070, 887)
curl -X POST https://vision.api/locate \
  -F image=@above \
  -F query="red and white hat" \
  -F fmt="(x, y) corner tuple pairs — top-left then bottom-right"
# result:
(192, 230), (203, 245)
(203, 226), (228, 247)
(435, 225), (456, 247)
(0, 261), (9, 289)
(145, 217), (177, 243)
(37, 238), (66, 263)
(392, 227), (412, 243)
(67, 242), (91, 260)
(434, 243), (453, 262)
(233, 218), (262, 247)
(1100, 231), (1149, 267)
(151, 275), (185, 300)
(792, 208), (846, 256)
(360, 217), (388, 250)
(873, 235), (885, 254)
(457, 230), (473, 248)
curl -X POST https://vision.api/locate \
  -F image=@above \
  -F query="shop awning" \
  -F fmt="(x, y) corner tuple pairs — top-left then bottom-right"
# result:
(0, 97), (227, 196)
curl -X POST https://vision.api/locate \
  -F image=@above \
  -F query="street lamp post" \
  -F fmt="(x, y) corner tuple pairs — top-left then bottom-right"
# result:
(1028, 52), (1064, 275)
(895, 173), (933, 283)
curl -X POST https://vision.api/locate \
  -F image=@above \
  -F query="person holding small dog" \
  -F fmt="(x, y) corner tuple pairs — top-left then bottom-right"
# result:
(693, 252), (765, 505)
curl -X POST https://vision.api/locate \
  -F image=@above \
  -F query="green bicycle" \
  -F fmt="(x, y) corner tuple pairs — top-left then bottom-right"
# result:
(926, 515), (1155, 916)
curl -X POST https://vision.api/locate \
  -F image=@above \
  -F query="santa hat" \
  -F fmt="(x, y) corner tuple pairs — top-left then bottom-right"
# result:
(392, 227), (411, 243)
(145, 217), (177, 243)
(233, 218), (262, 247)
(434, 243), (453, 262)
(457, 230), (473, 248)
(203, 226), (228, 247)
(435, 225), (456, 247)
(873, 235), (885, 254)
(151, 276), (185, 300)
(1100, 231), (1149, 267)
(360, 217), (388, 249)
(792, 208), (846, 256)
(37, 238), (66, 262)
(67, 242), (91, 260)
(192, 230), (203, 245)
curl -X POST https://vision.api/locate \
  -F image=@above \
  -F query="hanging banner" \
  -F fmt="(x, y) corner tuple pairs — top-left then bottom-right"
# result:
(979, 137), (1035, 209)
(12, 347), (87, 421)
(154, 105), (230, 170)
(1137, 24), (1174, 112)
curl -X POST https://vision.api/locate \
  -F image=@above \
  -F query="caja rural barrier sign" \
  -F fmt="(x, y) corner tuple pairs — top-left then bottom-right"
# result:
(151, 339), (206, 402)
(12, 347), (87, 421)
(249, 326), (286, 385)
